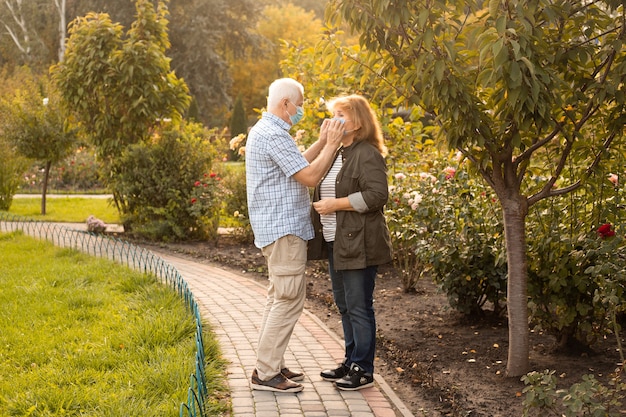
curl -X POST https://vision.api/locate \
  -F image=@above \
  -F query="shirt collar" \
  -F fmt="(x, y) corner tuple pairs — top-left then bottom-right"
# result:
(262, 111), (291, 131)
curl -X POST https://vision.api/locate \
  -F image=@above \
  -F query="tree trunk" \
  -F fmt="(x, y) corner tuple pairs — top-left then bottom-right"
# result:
(54, 0), (67, 62)
(502, 199), (530, 377)
(41, 160), (51, 215)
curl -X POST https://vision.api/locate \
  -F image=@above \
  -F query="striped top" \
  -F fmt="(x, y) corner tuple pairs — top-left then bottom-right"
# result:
(319, 152), (343, 242)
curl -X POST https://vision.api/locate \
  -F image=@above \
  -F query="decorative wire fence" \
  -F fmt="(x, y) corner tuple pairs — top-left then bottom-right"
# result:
(0, 212), (209, 417)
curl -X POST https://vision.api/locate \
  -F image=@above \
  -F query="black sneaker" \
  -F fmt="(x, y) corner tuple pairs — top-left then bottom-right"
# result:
(281, 367), (304, 382)
(334, 364), (374, 391)
(251, 369), (303, 393)
(320, 363), (350, 381)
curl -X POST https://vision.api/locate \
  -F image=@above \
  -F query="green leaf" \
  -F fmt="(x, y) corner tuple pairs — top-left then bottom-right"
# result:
(435, 60), (445, 83)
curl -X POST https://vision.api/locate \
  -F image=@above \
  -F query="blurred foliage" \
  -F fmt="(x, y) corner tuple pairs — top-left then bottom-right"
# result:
(110, 120), (221, 242)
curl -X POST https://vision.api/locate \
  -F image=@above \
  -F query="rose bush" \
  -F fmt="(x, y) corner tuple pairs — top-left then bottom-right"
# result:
(387, 155), (508, 316)
(188, 172), (222, 242)
(526, 172), (626, 348)
(110, 121), (221, 241)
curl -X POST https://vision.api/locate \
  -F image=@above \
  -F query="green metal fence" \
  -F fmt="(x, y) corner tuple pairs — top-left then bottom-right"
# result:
(0, 213), (209, 417)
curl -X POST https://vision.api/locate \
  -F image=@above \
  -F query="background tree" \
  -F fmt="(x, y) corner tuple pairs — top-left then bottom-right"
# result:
(0, 68), (76, 214)
(167, 0), (265, 125)
(53, 0), (67, 61)
(53, 0), (189, 161)
(229, 3), (324, 117)
(0, 0), (267, 125)
(227, 94), (247, 161)
(0, 0), (59, 68)
(53, 0), (190, 217)
(325, 0), (626, 376)
(229, 95), (247, 137)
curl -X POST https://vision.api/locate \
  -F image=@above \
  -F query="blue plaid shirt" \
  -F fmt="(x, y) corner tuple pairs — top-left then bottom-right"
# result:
(245, 112), (314, 248)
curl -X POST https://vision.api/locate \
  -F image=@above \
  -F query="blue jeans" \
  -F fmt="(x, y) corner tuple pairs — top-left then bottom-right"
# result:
(327, 242), (377, 374)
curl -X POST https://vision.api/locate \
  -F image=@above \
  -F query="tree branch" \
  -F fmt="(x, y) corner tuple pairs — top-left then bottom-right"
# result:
(527, 131), (617, 206)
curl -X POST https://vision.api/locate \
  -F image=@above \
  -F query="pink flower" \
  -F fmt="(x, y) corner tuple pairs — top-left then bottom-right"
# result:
(419, 172), (437, 183)
(608, 173), (619, 186)
(597, 223), (615, 238)
(394, 173), (406, 180)
(444, 167), (456, 180)
(194, 181), (201, 187)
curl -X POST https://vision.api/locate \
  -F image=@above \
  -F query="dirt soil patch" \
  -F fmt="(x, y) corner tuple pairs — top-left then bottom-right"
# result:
(147, 234), (624, 417)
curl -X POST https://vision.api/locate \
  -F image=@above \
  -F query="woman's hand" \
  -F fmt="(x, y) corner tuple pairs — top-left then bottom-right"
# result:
(313, 198), (337, 215)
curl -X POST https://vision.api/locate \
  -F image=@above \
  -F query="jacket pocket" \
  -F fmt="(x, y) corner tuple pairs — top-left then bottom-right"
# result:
(338, 226), (365, 260)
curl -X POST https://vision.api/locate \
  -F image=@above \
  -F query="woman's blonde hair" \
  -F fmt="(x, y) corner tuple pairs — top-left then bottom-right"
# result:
(327, 94), (387, 156)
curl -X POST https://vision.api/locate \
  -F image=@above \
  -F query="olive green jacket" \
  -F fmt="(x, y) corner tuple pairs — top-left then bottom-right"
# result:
(308, 140), (393, 270)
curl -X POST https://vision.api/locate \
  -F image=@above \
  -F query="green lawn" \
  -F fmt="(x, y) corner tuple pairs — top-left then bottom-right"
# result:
(0, 232), (230, 416)
(7, 195), (120, 223)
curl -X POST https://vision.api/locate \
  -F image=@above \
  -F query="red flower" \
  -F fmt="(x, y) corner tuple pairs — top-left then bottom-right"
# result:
(191, 198), (197, 204)
(194, 181), (201, 187)
(210, 172), (217, 178)
(597, 223), (615, 238)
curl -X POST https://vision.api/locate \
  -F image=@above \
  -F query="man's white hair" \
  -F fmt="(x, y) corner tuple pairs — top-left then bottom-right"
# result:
(267, 78), (304, 109)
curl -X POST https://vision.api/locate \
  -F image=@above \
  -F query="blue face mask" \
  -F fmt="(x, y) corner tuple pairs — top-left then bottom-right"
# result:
(288, 103), (304, 125)
(333, 117), (355, 135)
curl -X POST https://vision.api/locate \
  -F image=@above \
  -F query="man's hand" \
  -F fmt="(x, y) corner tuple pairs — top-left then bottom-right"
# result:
(320, 118), (344, 148)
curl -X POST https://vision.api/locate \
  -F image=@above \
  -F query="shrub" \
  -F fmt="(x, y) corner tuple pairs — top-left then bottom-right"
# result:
(387, 156), (507, 315)
(219, 162), (253, 243)
(386, 171), (435, 292)
(20, 146), (104, 192)
(522, 368), (626, 416)
(526, 174), (626, 349)
(110, 121), (221, 242)
(0, 140), (29, 210)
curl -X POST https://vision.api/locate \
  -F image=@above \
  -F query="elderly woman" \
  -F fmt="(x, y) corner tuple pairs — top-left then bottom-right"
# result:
(309, 94), (393, 391)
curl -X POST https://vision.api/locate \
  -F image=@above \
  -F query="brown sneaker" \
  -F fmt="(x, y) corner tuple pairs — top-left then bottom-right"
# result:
(281, 367), (304, 382)
(251, 369), (303, 393)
